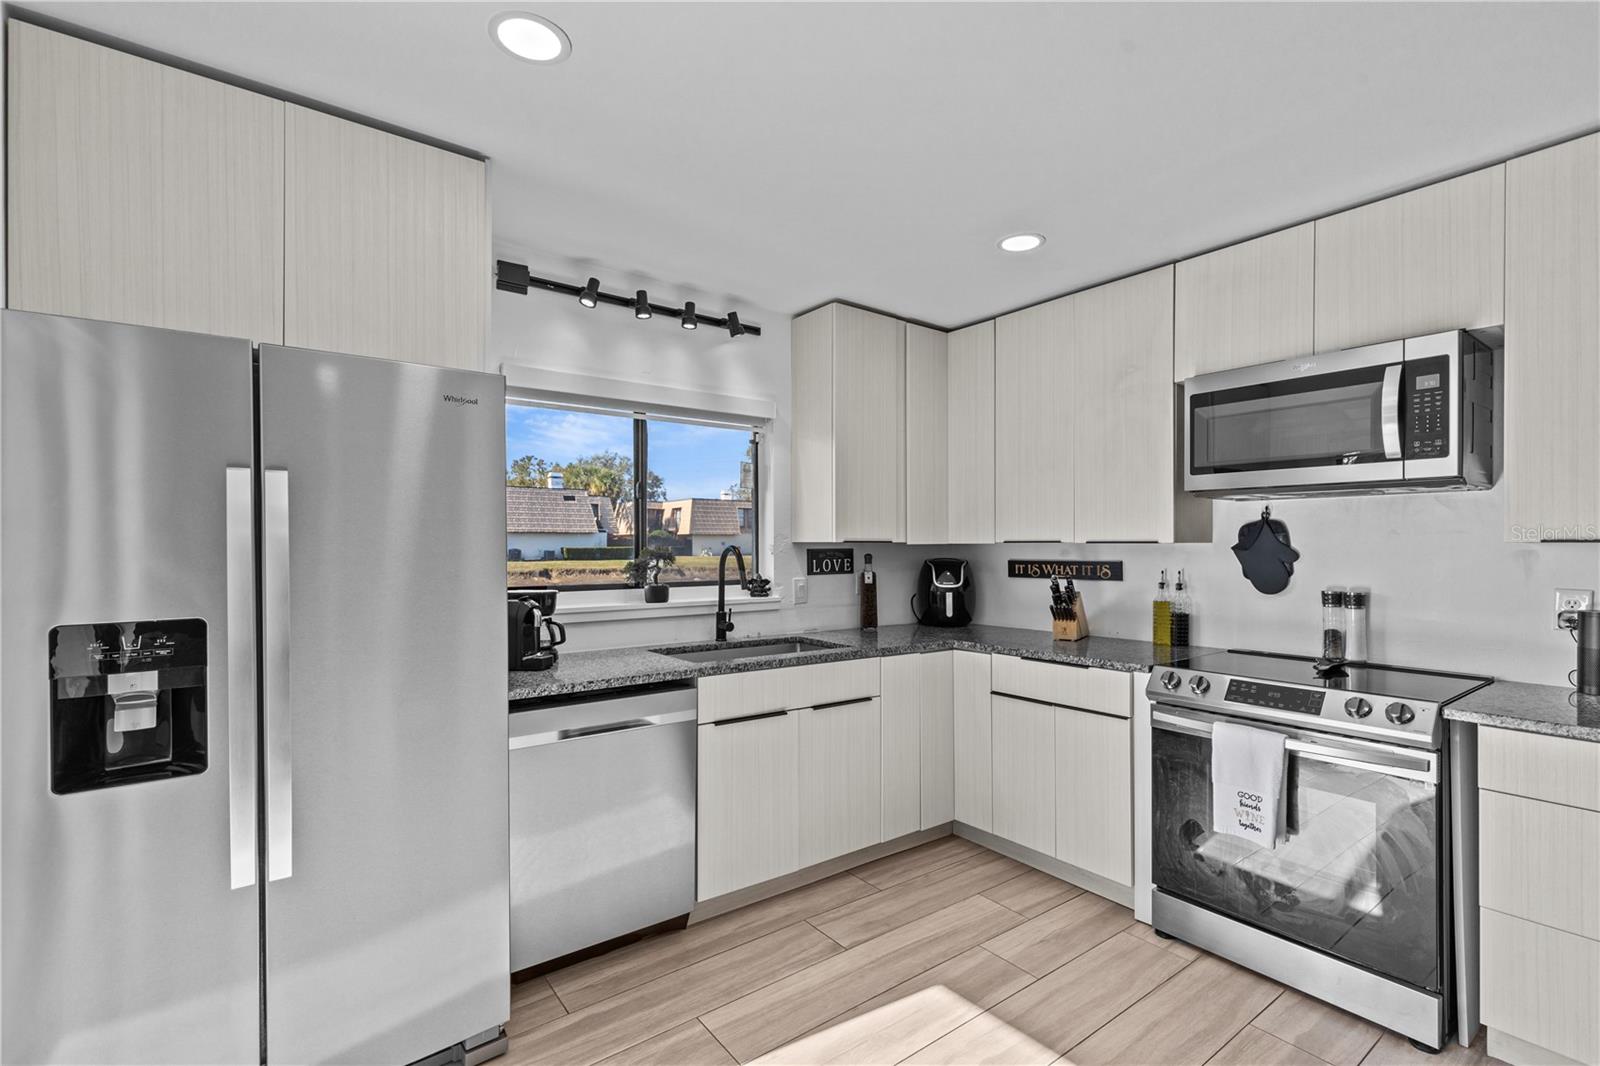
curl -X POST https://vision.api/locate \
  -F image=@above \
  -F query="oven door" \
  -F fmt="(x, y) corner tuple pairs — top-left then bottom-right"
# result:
(1185, 341), (1406, 494)
(1152, 705), (1443, 992)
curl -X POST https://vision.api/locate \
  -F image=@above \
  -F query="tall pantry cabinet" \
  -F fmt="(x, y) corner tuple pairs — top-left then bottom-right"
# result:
(6, 21), (489, 369)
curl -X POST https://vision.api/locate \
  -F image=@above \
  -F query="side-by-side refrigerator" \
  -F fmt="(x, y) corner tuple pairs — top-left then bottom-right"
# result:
(0, 310), (509, 1065)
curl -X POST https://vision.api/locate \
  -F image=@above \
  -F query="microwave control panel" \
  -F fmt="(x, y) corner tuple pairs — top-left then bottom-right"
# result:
(1403, 355), (1450, 460)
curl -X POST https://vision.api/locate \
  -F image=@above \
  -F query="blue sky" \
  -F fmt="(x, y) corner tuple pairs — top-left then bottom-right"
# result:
(507, 405), (750, 500)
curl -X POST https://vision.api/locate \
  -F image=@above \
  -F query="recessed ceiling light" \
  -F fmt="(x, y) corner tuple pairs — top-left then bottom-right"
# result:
(998, 233), (1046, 253)
(490, 12), (571, 64)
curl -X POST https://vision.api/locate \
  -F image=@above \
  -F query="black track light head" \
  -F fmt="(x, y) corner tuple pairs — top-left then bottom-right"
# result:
(681, 301), (697, 329)
(579, 277), (600, 308)
(634, 290), (652, 320)
(726, 311), (746, 338)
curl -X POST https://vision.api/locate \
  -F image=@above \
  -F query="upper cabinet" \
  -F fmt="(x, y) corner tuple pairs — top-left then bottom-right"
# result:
(6, 24), (488, 369)
(905, 324), (950, 544)
(995, 296), (1075, 541)
(946, 321), (996, 544)
(1073, 266), (1209, 544)
(6, 22), (285, 341)
(791, 303), (906, 543)
(1314, 165), (1505, 351)
(284, 106), (488, 369)
(1503, 134), (1600, 542)
(1173, 222), (1315, 380)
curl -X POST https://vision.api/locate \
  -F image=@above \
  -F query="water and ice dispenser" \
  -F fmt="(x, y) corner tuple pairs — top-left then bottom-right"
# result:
(48, 619), (208, 794)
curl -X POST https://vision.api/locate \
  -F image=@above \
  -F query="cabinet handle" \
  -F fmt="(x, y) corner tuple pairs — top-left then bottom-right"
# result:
(812, 696), (874, 712)
(711, 709), (790, 727)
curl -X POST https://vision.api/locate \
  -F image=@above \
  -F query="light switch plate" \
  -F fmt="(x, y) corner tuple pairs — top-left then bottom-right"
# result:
(792, 577), (808, 604)
(1555, 587), (1593, 628)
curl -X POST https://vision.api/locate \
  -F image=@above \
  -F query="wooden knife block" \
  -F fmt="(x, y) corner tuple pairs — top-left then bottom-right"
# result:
(1051, 596), (1090, 642)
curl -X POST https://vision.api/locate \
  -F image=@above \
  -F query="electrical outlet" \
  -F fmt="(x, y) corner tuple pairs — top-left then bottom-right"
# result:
(792, 577), (808, 605)
(1555, 587), (1593, 628)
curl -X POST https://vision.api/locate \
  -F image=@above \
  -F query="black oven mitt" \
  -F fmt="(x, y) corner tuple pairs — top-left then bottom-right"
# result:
(1231, 509), (1299, 595)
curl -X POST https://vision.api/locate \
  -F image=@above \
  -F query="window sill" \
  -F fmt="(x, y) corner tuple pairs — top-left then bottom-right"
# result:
(554, 587), (784, 624)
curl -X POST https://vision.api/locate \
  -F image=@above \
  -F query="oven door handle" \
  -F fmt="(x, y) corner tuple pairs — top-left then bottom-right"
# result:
(1152, 708), (1437, 784)
(1381, 363), (1403, 460)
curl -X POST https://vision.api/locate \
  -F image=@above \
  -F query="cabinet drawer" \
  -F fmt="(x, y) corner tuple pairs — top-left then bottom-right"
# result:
(1480, 727), (1600, 812)
(1480, 791), (1600, 939)
(1482, 908), (1600, 1065)
(990, 655), (1131, 718)
(698, 657), (880, 723)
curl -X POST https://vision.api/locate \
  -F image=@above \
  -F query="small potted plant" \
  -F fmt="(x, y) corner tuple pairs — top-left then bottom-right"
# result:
(624, 534), (678, 603)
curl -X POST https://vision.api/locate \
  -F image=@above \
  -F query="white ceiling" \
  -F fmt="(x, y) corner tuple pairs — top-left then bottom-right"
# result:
(24, 2), (1600, 327)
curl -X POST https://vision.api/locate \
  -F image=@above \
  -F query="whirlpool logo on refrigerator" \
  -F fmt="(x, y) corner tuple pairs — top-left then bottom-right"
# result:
(442, 394), (480, 407)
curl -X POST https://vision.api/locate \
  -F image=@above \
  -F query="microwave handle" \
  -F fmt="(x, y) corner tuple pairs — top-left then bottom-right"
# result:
(1381, 364), (1403, 459)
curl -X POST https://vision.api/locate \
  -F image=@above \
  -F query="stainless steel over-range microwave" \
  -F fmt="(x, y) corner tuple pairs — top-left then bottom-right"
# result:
(1183, 329), (1498, 498)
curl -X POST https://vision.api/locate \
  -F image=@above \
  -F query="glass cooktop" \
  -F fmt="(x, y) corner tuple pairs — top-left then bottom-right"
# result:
(1171, 649), (1489, 705)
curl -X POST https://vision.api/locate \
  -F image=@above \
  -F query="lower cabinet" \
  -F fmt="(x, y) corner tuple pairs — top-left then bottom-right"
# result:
(953, 651), (993, 831)
(991, 695), (1056, 855)
(881, 651), (956, 836)
(919, 652), (956, 829)
(697, 711), (799, 901)
(798, 698), (883, 868)
(1055, 707), (1133, 885)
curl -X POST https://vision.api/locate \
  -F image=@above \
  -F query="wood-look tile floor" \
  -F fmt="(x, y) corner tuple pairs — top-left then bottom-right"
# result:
(504, 837), (1506, 1066)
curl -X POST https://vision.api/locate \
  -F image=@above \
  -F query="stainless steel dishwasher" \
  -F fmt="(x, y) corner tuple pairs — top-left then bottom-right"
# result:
(509, 682), (698, 972)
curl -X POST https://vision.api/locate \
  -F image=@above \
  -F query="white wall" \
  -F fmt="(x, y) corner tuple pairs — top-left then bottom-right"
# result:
(491, 247), (1598, 686)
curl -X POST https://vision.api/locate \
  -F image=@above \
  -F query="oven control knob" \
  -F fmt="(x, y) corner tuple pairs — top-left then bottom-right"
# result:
(1385, 702), (1416, 725)
(1189, 675), (1211, 695)
(1344, 697), (1372, 719)
(1160, 671), (1182, 691)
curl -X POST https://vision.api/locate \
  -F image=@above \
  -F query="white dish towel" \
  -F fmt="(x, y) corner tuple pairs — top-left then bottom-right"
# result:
(1211, 721), (1288, 847)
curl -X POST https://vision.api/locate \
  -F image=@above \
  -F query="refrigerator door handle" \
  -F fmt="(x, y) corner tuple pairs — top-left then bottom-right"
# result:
(226, 467), (259, 889)
(263, 468), (294, 881)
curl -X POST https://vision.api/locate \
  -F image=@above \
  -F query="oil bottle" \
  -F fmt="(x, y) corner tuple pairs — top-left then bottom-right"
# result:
(1170, 569), (1192, 647)
(1152, 569), (1172, 646)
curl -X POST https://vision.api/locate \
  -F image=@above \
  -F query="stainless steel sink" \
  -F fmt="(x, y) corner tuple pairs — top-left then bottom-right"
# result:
(654, 638), (842, 664)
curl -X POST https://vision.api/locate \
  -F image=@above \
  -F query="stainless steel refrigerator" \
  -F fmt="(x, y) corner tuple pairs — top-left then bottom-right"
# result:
(0, 310), (509, 1065)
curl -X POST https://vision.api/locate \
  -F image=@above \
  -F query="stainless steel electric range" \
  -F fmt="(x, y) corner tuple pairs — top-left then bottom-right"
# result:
(1146, 650), (1490, 1052)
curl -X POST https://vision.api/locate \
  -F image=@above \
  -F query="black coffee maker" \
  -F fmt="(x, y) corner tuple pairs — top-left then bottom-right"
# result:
(913, 558), (974, 627)
(508, 589), (566, 671)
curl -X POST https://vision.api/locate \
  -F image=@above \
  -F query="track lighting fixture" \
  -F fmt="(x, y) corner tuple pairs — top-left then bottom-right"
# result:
(492, 261), (761, 337)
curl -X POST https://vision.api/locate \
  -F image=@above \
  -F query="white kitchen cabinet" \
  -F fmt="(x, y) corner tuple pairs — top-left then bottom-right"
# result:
(697, 712), (799, 901)
(1503, 134), (1600, 542)
(1173, 223), (1315, 380)
(697, 657), (880, 724)
(7, 22), (285, 340)
(918, 651), (956, 829)
(1055, 706), (1133, 885)
(952, 651), (993, 831)
(797, 698), (882, 868)
(990, 655), (1131, 718)
(905, 325), (950, 544)
(1314, 165), (1506, 351)
(990, 694), (1056, 855)
(879, 656), (924, 840)
(1071, 266), (1208, 543)
(995, 296), (1074, 541)
(285, 105), (488, 369)
(1482, 909), (1599, 1066)
(1480, 790), (1599, 940)
(946, 321), (996, 544)
(790, 303), (906, 543)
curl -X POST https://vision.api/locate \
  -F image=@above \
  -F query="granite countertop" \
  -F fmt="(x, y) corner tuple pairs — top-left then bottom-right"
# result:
(1443, 680), (1600, 744)
(510, 622), (1209, 704)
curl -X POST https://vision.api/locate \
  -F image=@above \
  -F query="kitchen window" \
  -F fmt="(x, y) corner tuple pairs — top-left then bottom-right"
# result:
(506, 401), (761, 590)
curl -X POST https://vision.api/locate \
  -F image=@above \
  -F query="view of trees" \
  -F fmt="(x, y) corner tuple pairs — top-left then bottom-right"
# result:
(507, 451), (666, 507)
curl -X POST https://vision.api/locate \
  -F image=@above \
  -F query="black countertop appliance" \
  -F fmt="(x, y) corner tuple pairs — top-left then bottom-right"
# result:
(913, 558), (973, 627)
(508, 588), (565, 671)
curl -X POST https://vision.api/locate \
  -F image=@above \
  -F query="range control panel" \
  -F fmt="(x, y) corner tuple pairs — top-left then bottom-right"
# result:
(1404, 355), (1451, 461)
(1222, 679), (1324, 716)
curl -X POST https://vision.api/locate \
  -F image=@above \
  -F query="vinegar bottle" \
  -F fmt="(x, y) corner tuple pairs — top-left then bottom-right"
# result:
(1170, 570), (1192, 647)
